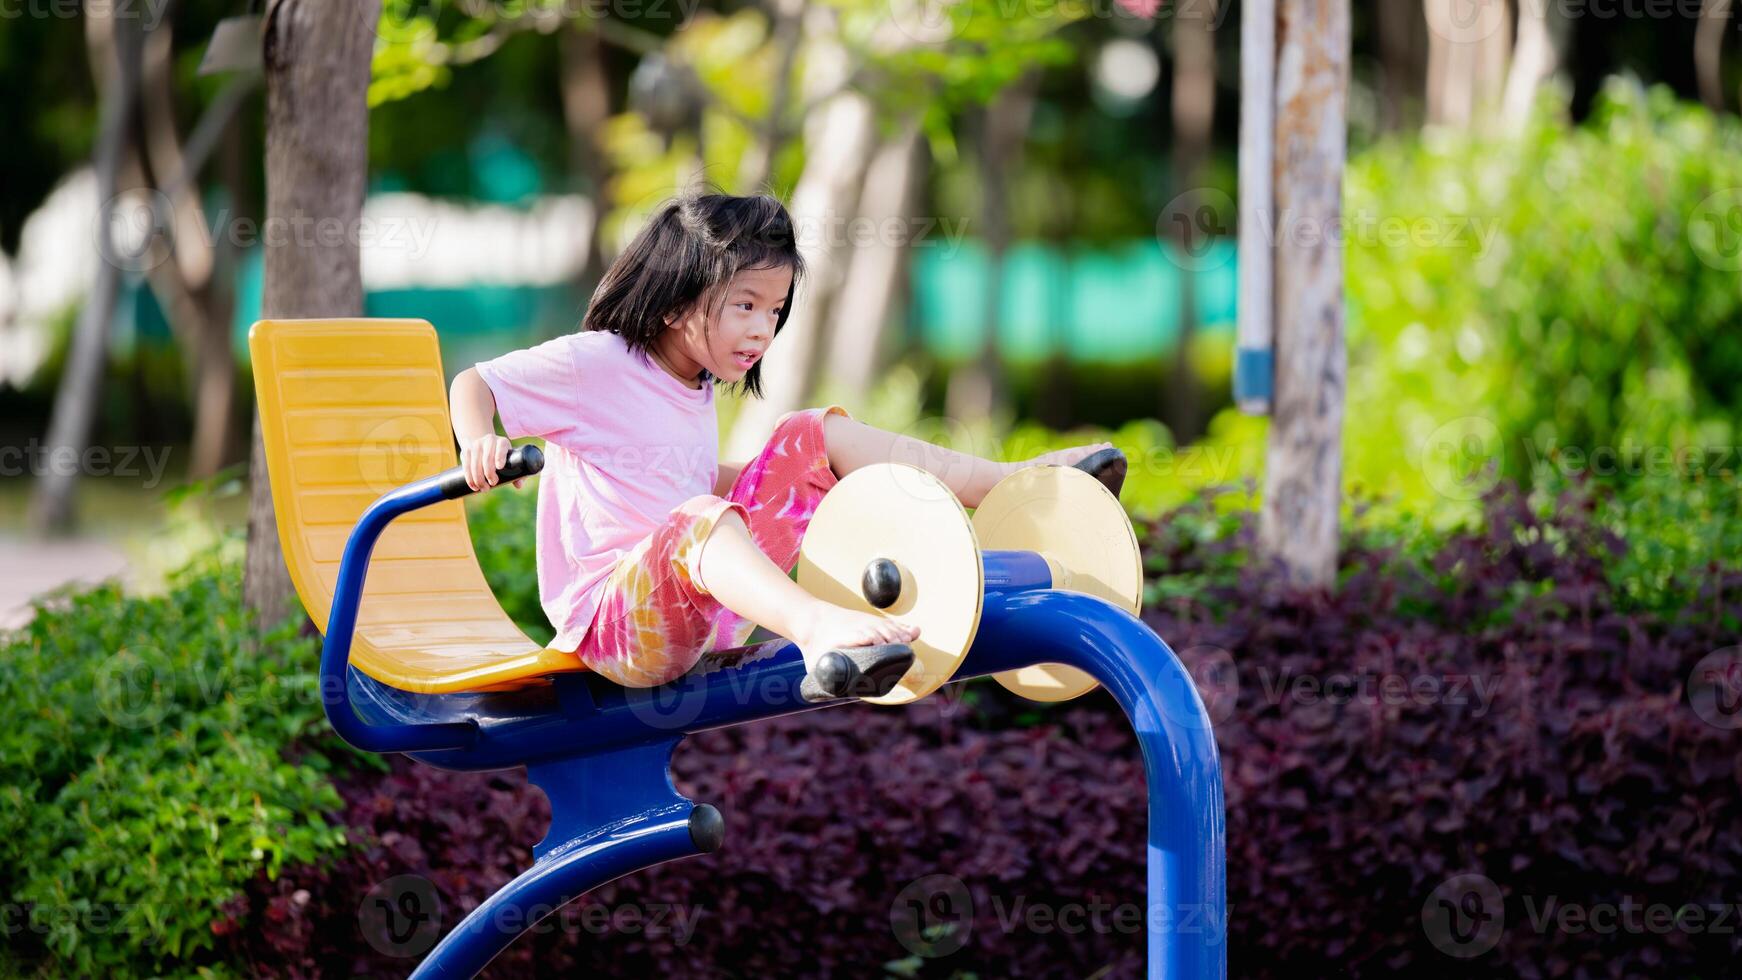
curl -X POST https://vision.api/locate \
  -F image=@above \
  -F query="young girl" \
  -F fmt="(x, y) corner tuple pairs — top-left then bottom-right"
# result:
(449, 192), (1118, 701)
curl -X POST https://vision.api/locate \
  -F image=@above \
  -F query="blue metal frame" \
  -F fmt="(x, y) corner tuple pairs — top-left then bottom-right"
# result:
(322, 482), (1226, 978)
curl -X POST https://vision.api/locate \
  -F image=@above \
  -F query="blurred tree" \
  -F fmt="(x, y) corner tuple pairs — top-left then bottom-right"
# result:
(1423, 0), (1509, 129)
(1166, 0), (1217, 440)
(1695, 0), (1731, 112)
(1258, 0), (1349, 588)
(134, 4), (258, 479)
(728, 0), (1082, 457)
(821, 122), (925, 401)
(943, 72), (1037, 427)
(1501, 0), (1563, 130)
(559, 21), (614, 301)
(243, 0), (381, 624)
(30, 5), (142, 532)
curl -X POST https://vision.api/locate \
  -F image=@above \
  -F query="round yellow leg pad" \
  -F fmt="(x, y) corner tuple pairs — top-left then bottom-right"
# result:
(796, 463), (984, 705)
(971, 464), (1143, 702)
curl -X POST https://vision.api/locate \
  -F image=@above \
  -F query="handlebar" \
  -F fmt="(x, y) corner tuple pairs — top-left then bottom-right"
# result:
(436, 444), (546, 499)
(319, 442), (545, 755)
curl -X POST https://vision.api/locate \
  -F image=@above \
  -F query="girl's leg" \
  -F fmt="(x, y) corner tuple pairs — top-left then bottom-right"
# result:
(700, 405), (920, 668)
(575, 495), (751, 688)
(817, 413), (1113, 509)
(694, 509), (917, 663)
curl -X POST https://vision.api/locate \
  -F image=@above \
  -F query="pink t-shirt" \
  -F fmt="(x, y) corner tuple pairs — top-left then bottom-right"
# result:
(474, 330), (718, 651)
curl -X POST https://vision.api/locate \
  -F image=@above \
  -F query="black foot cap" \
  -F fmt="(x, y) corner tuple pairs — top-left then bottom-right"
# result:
(799, 643), (915, 703)
(689, 803), (725, 853)
(1072, 446), (1127, 499)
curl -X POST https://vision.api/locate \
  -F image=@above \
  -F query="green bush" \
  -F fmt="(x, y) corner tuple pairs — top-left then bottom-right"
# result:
(1339, 78), (1742, 519)
(0, 550), (358, 977)
(466, 481), (552, 644)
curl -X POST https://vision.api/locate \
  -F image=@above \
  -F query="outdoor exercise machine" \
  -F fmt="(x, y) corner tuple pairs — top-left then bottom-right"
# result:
(249, 318), (1226, 978)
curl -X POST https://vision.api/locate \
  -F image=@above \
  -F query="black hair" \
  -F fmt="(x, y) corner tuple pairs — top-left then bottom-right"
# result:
(582, 191), (804, 398)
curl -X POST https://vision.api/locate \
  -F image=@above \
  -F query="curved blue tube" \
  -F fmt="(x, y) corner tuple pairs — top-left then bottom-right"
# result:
(321, 473), (479, 754)
(409, 739), (710, 979)
(965, 589), (1227, 980)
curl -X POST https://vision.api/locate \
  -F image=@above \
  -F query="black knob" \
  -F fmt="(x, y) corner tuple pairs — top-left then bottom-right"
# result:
(862, 558), (902, 609)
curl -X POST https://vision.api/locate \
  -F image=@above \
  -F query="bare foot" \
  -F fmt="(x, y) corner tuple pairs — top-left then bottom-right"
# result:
(789, 601), (920, 671)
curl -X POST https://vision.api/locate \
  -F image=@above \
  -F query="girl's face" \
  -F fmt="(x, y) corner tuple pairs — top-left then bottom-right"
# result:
(658, 264), (792, 387)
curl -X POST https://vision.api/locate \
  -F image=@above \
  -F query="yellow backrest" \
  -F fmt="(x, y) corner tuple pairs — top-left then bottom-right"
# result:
(249, 318), (583, 693)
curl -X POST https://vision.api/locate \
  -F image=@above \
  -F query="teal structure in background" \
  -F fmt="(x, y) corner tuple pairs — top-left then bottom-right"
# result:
(910, 239), (1238, 363)
(207, 238), (1240, 368)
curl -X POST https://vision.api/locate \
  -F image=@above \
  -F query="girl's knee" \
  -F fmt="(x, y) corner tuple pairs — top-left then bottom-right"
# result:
(776, 404), (850, 441)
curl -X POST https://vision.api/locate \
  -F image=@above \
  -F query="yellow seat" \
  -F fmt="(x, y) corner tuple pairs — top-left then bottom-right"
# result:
(249, 318), (585, 694)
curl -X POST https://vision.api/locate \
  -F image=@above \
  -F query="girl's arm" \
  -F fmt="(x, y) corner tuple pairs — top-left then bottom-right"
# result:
(450, 367), (522, 492)
(713, 460), (743, 498)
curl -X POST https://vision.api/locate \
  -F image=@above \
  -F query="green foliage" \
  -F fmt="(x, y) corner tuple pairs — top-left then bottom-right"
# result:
(466, 479), (555, 644)
(1534, 468), (1742, 621)
(1340, 79), (1742, 522)
(0, 550), (356, 976)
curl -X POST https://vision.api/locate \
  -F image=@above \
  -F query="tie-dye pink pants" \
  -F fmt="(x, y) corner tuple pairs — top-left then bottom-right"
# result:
(574, 405), (849, 688)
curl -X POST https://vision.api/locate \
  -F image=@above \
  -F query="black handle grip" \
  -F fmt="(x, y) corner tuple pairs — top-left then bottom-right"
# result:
(438, 444), (545, 499)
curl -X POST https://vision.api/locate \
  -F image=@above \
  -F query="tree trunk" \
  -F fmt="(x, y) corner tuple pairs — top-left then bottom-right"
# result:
(1696, 0), (1732, 112)
(30, 7), (142, 533)
(723, 6), (875, 462)
(1425, 0), (1511, 130)
(1259, 0), (1349, 589)
(559, 22), (613, 307)
(1375, 0), (1423, 131)
(945, 75), (1037, 427)
(737, 0), (806, 192)
(821, 123), (924, 401)
(1167, 0), (1217, 442)
(243, 0), (381, 625)
(1502, 0), (1559, 129)
(139, 12), (245, 479)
